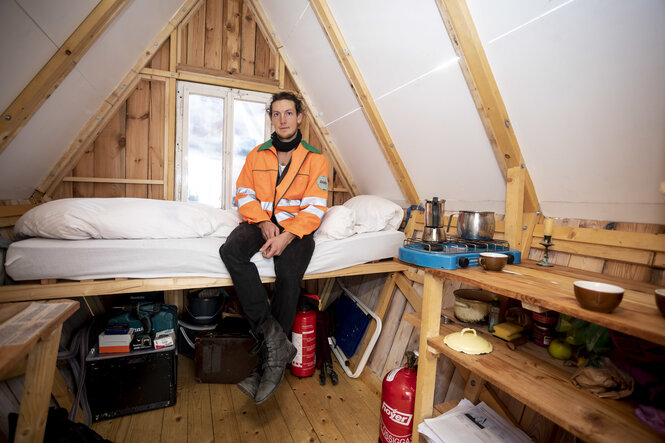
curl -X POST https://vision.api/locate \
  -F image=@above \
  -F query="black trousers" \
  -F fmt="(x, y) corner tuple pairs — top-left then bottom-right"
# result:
(219, 222), (315, 335)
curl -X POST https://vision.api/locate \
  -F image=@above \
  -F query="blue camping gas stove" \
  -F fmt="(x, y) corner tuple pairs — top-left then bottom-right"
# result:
(398, 237), (521, 270)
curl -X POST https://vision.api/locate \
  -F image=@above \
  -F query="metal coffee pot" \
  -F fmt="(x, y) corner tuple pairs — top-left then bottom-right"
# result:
(422, 197), (446, 242)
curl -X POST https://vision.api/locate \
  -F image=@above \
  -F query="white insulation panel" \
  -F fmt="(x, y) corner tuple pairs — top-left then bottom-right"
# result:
(470, 0), (665, 223)
(0, 1), (57, 112)
(0, 0), (186, 200)
(17, 0), (98, 47)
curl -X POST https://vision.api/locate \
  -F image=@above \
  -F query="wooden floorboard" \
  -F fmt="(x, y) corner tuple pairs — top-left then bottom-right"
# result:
(91, 355), (381, 442)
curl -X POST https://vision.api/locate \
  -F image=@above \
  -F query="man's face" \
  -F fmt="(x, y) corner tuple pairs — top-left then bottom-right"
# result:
(270, 99), (302, 142)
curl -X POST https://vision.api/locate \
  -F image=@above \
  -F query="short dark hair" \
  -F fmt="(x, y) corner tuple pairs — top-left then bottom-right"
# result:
(268, 91), (303, 115)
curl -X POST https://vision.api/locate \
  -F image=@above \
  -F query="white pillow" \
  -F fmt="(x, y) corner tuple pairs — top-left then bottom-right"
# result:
(343, 195), (404, 233)
(313, 205), (356, 242)
(15, 198), (241, 240)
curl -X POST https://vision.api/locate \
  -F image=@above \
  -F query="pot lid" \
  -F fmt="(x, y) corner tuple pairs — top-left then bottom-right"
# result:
(444, 328), (493, 355)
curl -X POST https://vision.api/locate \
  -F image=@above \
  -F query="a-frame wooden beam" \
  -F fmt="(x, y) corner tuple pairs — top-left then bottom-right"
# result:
(39, 0), (202, 198)
(435, 0), (540, 214)
(244, 0), (359, 199)
(309, 0), (420, 206)
(0, 0), (131, 156)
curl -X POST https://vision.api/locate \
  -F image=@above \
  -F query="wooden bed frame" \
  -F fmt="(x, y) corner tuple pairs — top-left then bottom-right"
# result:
(0, 260), (409, 304)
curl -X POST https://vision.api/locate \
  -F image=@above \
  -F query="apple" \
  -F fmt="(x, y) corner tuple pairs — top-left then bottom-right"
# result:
(548, 339), (572, 360)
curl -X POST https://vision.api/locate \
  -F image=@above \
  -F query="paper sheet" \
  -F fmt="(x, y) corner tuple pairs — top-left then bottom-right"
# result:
(418, 399), (533, 443)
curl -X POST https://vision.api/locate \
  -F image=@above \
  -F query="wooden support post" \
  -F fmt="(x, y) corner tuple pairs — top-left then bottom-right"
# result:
(395, 272), (422, 312)
(463, 372), (485, 403)
(164, 290), (184, 312)
(15, 326), (62, 443)
(317, 278), (336, 311)
(520, 211), (540, 257)
(412, 272), (444, 439)
(404, 209), (423, 240)
(505, 166), (525, 251)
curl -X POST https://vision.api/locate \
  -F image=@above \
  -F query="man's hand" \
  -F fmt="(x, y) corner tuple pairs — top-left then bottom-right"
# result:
(260, 231), (295, 258)
(258, 220), (280, 241)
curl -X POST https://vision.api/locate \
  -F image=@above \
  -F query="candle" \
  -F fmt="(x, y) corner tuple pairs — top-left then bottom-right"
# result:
(543, 218), (553, 236)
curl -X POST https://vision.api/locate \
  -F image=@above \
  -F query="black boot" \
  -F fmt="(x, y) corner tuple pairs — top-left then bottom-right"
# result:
(254, 316), (297, 404)
(236, 332), (264, 400)
(237, 363), (262, 400)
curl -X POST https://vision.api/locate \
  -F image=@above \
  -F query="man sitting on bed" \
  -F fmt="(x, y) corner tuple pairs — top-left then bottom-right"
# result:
(220, 91), (329, 404)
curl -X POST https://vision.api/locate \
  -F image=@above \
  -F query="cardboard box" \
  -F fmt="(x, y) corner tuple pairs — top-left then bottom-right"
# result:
(98, 330), (134, 354)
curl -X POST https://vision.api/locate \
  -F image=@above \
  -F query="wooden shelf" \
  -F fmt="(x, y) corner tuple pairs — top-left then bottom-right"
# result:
(427, 260), (665, 346)
(405, 312), (661, 442)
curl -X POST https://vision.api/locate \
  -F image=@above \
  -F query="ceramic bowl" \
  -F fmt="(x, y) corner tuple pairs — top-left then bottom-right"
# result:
(573, 281), (624, 313)
(478, 252), (508, 272)
(655, 289), (665, 317)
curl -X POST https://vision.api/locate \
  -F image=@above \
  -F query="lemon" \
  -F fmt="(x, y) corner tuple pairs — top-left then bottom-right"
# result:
(548, 339), (572, 360)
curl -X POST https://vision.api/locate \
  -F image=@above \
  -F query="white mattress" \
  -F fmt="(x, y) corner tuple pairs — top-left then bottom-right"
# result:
(5, 230), (405, 281)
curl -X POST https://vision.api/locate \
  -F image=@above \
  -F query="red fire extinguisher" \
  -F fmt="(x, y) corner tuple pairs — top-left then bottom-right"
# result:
(380, 351), (418, 443)
(291, 296), (317, 377)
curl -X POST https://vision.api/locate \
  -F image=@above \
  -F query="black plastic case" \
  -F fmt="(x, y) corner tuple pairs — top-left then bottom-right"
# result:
(85, 345), (177, 421)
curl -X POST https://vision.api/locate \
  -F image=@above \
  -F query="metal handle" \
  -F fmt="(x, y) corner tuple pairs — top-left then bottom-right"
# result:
(446, 212), (458, 232)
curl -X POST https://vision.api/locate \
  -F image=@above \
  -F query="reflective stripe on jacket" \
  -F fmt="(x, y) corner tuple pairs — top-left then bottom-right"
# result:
(235, 139), (329, 238)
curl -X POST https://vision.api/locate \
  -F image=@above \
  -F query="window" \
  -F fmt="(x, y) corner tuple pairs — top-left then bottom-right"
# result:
(175, 81), (272, 208)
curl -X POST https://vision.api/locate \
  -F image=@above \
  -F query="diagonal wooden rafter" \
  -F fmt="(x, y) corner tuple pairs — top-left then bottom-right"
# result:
(0, 0), (132, 156)
(435, 0), (540, 214)
(244, 0), (358, 198)
(309, 0), (419, 206)
(39, 0), (203, 198)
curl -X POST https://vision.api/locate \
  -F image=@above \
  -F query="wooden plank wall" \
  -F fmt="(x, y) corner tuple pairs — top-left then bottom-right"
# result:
(50, 78), (167, 200)
(529, 218), (665, 286)
(178, 0), (276, 80)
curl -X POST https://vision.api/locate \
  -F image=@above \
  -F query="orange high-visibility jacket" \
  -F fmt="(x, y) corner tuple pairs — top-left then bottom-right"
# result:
(235, 140), (329, 238)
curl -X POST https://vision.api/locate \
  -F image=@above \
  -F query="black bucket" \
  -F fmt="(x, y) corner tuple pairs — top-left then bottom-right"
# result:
(186, 288), (223, 325)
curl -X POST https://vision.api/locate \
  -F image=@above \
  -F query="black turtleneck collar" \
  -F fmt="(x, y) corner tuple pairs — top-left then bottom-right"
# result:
(271, 129), (302, 152)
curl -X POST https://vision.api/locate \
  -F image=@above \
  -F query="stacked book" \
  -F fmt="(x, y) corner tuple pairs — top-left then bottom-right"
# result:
(99, 327), (134, 354)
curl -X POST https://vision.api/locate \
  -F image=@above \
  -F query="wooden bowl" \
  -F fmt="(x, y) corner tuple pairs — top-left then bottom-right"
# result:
(573, 281), (624, 313)
(655, 289), (665, 317)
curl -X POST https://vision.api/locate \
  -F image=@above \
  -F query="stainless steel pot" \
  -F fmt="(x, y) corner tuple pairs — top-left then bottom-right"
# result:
(453, 289), (495, 323)
(447, 211), (495, 240)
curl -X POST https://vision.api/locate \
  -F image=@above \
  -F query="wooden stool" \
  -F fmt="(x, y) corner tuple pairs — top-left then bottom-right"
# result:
(0, 300), (79, 443)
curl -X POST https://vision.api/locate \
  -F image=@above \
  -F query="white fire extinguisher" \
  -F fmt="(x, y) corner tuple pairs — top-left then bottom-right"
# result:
(380, 351), (418, 443)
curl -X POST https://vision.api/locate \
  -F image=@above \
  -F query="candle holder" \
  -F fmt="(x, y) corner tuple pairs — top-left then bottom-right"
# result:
(538, 235), (554, 267)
